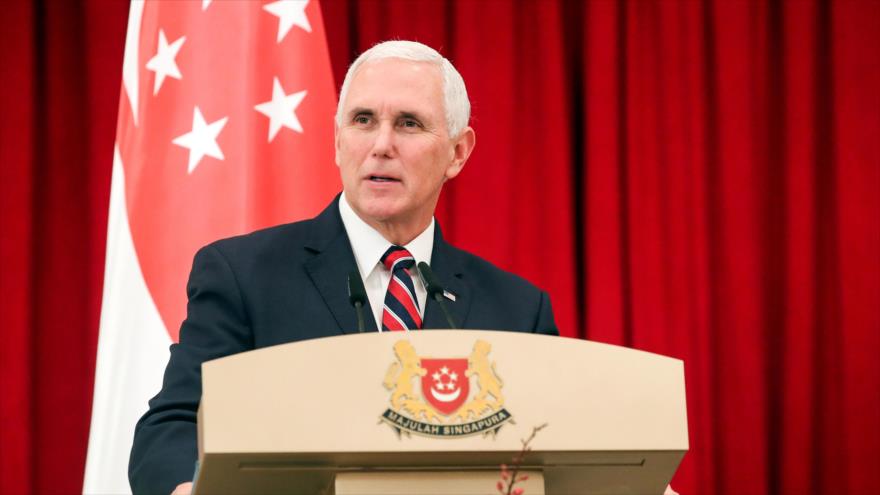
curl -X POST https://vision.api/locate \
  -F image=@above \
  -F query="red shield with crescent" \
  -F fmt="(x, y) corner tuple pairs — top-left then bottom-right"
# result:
(420, 359), (469, 415)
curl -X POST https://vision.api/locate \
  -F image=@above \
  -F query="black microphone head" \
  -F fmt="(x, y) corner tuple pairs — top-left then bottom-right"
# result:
(347, 271), (367, 306)
(417, 262), (444, 298)
(417, 261), (459, 329)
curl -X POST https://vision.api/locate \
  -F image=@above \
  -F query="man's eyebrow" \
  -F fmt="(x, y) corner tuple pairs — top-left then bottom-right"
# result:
(346, 108), (429, 122)
(347, 107), (374, 118)
(398, 111), (426, 121)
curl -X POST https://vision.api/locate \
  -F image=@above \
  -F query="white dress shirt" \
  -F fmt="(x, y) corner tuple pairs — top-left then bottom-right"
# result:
(338, 194), (434, 331)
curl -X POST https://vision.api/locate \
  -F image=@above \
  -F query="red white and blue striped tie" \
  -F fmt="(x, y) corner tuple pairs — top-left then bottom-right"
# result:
(381, 246), (422, 331)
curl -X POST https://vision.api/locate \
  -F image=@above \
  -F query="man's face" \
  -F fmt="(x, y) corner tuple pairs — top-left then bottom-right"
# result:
(335, 58), (472, 232)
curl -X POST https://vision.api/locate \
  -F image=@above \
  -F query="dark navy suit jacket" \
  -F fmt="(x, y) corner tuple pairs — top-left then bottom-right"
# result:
(128, 197), (558, 494)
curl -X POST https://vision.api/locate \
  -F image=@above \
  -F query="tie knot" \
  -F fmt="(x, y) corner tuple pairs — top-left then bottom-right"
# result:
(381, 245), (415, 271)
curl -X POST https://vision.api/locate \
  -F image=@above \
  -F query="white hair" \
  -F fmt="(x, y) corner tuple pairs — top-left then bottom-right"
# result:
(335, 40), (471, 138)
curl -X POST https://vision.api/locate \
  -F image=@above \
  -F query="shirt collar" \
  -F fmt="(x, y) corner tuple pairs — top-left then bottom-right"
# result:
(338, 193), (435, 279)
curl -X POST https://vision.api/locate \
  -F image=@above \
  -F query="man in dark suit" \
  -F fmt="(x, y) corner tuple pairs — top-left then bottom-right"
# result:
(129, 40), (558, 495)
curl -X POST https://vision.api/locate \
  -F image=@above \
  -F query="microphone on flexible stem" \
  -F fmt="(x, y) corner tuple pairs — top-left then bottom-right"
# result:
(417, 262), (458, 329)
(347, 271), (368, 333)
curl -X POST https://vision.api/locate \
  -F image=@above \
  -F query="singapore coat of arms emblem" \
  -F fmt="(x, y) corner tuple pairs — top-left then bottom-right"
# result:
(380, 339), (513, 438)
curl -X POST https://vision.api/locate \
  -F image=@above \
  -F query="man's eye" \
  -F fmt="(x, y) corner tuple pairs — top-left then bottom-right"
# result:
(353, 115), (371, 125)
(400, 119), (421, 128)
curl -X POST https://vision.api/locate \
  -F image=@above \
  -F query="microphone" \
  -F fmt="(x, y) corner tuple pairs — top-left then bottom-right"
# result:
(416, 262), (458, 329)
(347, 271), (367, 333)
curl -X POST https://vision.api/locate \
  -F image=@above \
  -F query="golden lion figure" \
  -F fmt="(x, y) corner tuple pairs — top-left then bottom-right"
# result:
(383, 341), (426, 410)
(383, 341), (443, 423)
(465, 340), (504, 411)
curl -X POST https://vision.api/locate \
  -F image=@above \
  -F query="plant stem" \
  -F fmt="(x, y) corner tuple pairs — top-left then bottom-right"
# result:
(504, 423), (548, 495)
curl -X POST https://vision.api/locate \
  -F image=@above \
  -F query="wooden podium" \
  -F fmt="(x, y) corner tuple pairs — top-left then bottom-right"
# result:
(192, 331), (688, 494)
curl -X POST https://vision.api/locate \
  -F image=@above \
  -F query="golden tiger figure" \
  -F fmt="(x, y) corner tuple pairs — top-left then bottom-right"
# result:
(464, 340), (504, 411)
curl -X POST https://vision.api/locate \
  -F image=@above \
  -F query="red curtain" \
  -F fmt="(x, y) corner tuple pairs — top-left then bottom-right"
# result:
(1, 1), (129, 493)
(1, 1), (877, 494)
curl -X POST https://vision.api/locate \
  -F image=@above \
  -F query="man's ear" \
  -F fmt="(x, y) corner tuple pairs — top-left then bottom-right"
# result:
(445, 126), (476, 180)
(334, 122), (341, 167)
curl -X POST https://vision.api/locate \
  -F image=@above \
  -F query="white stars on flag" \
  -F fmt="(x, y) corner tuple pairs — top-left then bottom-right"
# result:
(89, 1), (340, 491)
(145, 30), (185, 96)
(172, 107), (229, 174)
(263, 0), (312, 42)
(254, 78), (307, 142)
(146, 2), (315, 177)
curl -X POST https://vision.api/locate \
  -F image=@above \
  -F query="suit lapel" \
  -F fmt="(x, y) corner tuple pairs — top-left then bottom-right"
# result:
(303, 198), (467, 332)
(422, 229), (472, 329)
(303, 198), (378, 334)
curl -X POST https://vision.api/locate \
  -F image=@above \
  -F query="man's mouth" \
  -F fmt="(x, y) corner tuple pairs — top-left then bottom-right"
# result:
(368, 175), (400, 183)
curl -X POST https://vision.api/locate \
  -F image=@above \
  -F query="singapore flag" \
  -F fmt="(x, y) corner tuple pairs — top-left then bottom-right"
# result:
(83, 1), (339, 492)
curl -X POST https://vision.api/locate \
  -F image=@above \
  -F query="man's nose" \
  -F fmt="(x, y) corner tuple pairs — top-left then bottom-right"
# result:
(370, 121), (395, 158)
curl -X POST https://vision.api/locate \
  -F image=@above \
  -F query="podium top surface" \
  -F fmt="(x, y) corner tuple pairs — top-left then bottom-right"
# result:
(200, 330), (688, 456)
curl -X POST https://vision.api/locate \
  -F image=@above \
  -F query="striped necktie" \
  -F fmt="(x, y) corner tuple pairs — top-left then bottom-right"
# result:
(381, 246), (422, 331)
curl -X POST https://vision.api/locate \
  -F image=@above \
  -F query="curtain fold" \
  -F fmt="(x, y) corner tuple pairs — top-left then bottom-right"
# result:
(1, 1), (877, 494)
(1, 1), (129, 493)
